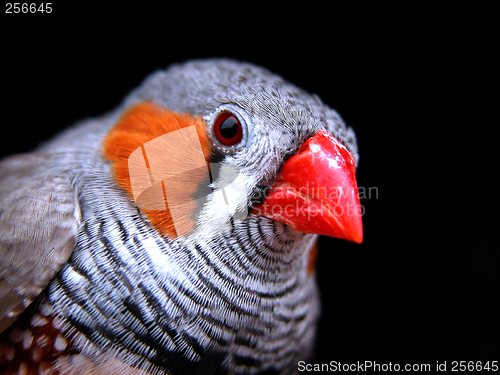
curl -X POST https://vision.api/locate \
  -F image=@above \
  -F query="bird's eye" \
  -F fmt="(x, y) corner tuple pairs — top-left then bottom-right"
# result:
(213, 112), (243, 146)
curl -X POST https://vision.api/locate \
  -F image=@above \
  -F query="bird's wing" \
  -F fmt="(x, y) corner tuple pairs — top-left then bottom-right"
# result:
(0, 153), (80, 334)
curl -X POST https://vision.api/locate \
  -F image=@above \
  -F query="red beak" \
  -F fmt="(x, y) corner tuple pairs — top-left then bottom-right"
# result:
(253, 129), (363, 243)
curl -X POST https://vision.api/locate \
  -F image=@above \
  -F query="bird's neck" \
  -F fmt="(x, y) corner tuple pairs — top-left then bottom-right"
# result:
(31, 153), (321, 374)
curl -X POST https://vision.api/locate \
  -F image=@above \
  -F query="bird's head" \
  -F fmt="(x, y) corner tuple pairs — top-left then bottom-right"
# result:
(103, 59), (363, 246)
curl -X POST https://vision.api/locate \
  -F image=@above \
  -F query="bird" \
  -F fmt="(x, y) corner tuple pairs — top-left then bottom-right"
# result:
(0, 59), (363, 375)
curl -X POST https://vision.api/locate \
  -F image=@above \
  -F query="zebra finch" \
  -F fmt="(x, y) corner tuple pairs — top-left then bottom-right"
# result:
(0, 59), (362, 375)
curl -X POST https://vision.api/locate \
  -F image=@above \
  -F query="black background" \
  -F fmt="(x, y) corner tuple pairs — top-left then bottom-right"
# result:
(2, 4), (498, 372)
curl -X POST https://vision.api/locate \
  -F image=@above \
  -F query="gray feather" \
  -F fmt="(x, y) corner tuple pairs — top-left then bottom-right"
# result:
(0, 153), (81, 333)
(0, 59), (359, 374)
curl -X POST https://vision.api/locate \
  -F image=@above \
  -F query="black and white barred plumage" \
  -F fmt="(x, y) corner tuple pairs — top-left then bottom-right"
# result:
(0, 59), (359, 375)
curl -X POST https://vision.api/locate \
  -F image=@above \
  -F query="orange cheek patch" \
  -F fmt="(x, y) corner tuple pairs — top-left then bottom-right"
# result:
(102, 102), (211, 239)
(307, 237), (319, 275)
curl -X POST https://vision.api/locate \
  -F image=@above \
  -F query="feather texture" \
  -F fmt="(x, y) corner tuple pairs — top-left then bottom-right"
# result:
(0, 59), (359, 374)
(0, 153), (80, 335)
(102, 102), (211, 239)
